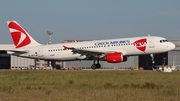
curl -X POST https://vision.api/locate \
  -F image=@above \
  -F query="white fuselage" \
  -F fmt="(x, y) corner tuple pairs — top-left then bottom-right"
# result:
(9, 36), (175, 61)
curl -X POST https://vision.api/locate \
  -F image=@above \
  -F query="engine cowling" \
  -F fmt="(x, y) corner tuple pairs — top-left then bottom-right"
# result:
(106, 52), (127, 63)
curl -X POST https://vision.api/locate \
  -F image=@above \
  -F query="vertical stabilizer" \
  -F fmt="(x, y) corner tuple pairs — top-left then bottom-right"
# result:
(7, 21), (41, 48)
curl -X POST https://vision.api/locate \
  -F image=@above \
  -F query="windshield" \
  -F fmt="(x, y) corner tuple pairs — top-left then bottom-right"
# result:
(160, 39), (168, 43)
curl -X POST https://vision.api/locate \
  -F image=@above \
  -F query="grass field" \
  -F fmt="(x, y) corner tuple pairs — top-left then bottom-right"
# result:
(0, 70), (180, 101)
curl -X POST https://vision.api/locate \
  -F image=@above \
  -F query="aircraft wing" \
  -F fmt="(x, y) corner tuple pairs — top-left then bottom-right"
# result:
(67, 46), (127, 58)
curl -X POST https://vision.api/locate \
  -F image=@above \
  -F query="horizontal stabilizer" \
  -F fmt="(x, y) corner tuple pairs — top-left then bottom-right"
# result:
(7, 50), (28, 55)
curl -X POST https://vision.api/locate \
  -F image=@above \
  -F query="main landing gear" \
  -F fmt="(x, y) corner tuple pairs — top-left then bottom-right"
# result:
(91, 59), (101, 70)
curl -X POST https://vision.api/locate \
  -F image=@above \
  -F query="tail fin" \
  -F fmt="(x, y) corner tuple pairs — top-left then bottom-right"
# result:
(7, 21), (41, 48)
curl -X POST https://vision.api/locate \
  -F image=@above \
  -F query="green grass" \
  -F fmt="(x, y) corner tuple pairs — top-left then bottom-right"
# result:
(0, 70), (180, 101)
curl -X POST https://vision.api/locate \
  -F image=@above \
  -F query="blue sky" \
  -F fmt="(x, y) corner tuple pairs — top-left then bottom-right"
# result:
(0, 0), (180, 44)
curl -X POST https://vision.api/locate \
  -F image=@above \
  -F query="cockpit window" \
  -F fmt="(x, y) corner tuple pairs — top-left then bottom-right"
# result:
(160, 39), (168, 43)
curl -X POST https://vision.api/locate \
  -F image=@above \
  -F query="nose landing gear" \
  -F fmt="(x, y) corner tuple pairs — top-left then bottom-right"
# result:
(151, 54), (156, 70)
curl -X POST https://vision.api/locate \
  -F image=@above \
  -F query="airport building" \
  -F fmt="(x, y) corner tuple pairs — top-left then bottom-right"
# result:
(0, 40), (179, 70)
(0, 44), (35, 69)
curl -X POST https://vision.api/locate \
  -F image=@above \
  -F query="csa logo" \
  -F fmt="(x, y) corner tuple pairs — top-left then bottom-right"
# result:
(133, 38), (147, 52)
(8, 22), (31, 48)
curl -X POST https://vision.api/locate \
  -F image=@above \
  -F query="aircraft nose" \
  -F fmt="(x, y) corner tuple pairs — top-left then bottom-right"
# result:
(168, 42), (175, 50)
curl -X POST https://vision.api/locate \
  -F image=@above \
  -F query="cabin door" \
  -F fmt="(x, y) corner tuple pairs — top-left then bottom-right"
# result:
(38, 46), (44, 58)
(149, 38), (154, 48)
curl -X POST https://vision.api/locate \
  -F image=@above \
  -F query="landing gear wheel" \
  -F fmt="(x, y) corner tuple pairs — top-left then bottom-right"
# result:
(96, 64), (101, 69)
(91, 64), (96, 70)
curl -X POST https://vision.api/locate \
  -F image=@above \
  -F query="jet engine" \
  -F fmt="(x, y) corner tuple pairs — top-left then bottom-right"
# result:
(106, 52), (127, 63)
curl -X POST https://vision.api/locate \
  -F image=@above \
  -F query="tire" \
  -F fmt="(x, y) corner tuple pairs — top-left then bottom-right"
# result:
(96, 64), (101, 69)
(91, 64), (96, 70)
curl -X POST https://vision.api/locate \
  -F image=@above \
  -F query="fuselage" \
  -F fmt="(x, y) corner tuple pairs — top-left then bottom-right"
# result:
(11, 36), (175, 61)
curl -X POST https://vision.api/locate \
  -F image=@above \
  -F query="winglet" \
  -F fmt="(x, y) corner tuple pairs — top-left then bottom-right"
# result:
(63, 45), (68, 50)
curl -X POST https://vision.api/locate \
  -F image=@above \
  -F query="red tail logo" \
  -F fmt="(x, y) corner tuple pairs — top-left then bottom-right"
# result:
(133, 38), (147, 52)
(8, 21), (31, 48)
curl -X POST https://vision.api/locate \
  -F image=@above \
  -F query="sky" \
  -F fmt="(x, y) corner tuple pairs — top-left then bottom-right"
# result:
(0, 0), (180, 44)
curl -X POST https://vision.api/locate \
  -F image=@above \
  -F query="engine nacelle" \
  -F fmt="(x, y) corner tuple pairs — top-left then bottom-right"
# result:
(106, 52), (127, 63)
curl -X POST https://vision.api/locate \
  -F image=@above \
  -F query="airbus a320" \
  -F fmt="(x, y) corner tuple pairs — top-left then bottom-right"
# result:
(7, 21), (175, 70)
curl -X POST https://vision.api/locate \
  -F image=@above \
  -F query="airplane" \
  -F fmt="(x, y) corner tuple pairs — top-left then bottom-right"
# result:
(6, 21), (175, 70)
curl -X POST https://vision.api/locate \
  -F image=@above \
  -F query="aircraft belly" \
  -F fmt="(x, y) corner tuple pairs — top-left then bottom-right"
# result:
(44, 52), (81, 61)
